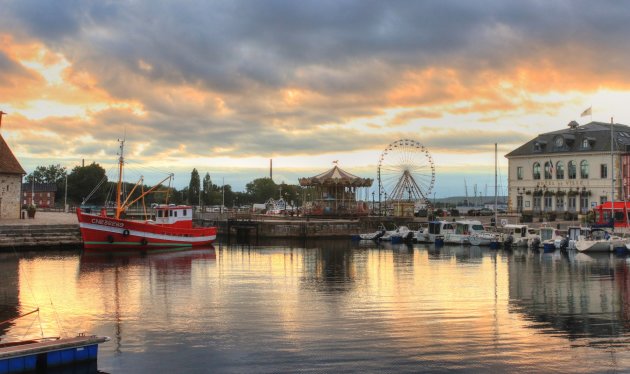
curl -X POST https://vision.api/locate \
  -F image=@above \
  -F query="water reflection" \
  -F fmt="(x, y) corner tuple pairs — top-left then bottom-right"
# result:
(3, 244), (630, 371)
(508, 249), (630, 342)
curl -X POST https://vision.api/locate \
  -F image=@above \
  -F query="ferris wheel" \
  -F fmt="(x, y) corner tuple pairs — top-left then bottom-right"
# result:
(377, 139), (436, 205)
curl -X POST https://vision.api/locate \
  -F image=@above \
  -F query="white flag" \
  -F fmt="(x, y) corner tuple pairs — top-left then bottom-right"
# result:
(581, 107), (592, 117)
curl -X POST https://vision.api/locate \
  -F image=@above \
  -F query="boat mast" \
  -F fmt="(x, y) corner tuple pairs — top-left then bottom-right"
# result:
(494, 143), (498, 228)
(611, 117), (615, 231)
(115, 139), (125, 219)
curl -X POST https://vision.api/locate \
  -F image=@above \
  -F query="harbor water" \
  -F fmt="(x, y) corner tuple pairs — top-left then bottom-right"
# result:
(1, 241), (630, 373)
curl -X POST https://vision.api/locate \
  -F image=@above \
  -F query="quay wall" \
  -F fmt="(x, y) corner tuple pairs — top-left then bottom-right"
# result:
(0, 224), (82, 250)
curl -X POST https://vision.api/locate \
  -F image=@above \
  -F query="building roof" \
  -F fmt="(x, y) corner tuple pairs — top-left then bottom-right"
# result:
(298, 165), (373, 187)
(0, 134), (25, 175)
(505, 121), (630, 158)
(21, 183), (58, 192)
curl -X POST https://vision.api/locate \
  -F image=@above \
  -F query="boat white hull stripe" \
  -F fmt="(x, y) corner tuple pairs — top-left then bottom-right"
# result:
(79, 222), (216, 243)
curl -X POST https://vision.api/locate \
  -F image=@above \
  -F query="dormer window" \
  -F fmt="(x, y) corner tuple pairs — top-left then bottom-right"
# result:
(581, 136), (595, 150)
(533, 140), (547, 152)
(554, 136), (564, 148)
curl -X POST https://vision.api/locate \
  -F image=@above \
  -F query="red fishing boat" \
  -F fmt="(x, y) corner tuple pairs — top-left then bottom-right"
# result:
(77, 140), (217, 250)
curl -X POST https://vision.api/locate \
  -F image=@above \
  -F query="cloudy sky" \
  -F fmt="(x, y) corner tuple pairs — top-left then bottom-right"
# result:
(2, 0), (630, 198)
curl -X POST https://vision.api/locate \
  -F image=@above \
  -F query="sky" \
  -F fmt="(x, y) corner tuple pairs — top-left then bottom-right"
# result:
(3, 0), (630, 198)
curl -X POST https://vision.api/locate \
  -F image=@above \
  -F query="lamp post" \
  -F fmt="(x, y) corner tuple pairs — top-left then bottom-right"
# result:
(64, 171), (68, 213)
(371, 191), (375, 216)
(384, 192), (387, 216)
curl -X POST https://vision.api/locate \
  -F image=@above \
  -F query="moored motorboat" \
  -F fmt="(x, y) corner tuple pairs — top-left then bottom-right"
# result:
(575, 228), (626, 252)
(448, 220), (494, 245)
(499, 224), (532, 248)
(353, 224), (387, 241)
(381, 225), (413, 243)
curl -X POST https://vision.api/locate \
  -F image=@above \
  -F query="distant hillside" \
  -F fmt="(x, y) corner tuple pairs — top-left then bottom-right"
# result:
(435, 196), (507, 205)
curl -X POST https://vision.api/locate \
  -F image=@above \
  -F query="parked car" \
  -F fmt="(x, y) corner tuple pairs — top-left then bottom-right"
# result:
(478, 208), (494, 216)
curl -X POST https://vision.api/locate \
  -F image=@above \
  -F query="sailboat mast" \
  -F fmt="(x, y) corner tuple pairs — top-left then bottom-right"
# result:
(611, 117), (615, 231)
(494, 143), (498, 227)
(115, 139), (125, 219)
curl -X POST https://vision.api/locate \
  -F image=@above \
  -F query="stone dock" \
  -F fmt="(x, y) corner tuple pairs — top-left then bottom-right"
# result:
(0, 212), (82, 250)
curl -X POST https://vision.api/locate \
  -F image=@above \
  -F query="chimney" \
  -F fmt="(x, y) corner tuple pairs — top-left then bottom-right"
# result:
(0, 110), (6, 130)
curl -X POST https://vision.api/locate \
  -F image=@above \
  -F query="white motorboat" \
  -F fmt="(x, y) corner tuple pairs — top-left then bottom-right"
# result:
(424, 221), (456, 244)
(447, 220), (492, 245)
(356, 224), (387, 240)
(500, 224), (533, 248)
(575, 228), (626, 252)
(528, 226), (564, 251)
(468, 231), (500, 246)
(381, 225), (413, 243)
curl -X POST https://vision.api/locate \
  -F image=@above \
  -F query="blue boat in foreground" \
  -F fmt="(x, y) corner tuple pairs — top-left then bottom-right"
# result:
(0, 334), (109, 373)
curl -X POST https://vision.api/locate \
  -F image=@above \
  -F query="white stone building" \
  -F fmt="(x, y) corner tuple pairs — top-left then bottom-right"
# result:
(505, 121), (630, 216)
(0, 134), (26, 219)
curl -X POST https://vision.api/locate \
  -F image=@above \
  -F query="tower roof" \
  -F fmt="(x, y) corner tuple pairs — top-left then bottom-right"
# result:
(0, 134), (25, 175)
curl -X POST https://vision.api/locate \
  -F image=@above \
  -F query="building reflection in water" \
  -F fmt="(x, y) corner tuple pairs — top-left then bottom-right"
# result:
(0, 253), (20, 338)
(508, 249), (630, 341)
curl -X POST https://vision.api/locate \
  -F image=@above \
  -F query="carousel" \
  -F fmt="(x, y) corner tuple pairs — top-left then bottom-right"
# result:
(299, 164), (373, 217)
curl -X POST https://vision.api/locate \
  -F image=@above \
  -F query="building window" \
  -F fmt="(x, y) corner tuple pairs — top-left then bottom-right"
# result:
(568, 196), (577, 211)
(23, 199), (26, 204)
(517, 196), (523, 212)
(533, 196), (541, 212)
(580, 160), (589, 179)
(556, 196), (564, 210)
(544, 196), (552, 211)
(544, 161), (553, 179)
(533, 162), (541, 180)
(600, 196), (607, 204)
(556, 161), (564, 179)
(582, 139), (589, 148)
(580, 196), (589, 213)
(568, 161), (577, 179)
(517, 167), (523, 180)
(601, 164), (608, 179)
(47, 192), (50, 197)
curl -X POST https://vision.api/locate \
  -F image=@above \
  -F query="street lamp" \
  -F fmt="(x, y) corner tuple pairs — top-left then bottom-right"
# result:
(64, 170), (68, 213)
(371, 191), (375, 215)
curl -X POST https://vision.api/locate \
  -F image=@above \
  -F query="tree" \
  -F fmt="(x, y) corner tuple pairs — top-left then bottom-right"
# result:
(245, 178), (278, 203)
(202, 173), (212, 205)
(25, 164), (67, 194)
(67, 163), (108, 205)
(188, 169), (200, 205)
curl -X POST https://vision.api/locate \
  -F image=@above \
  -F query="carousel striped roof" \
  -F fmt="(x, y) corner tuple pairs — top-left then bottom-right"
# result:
(299, 165), (373, 187)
